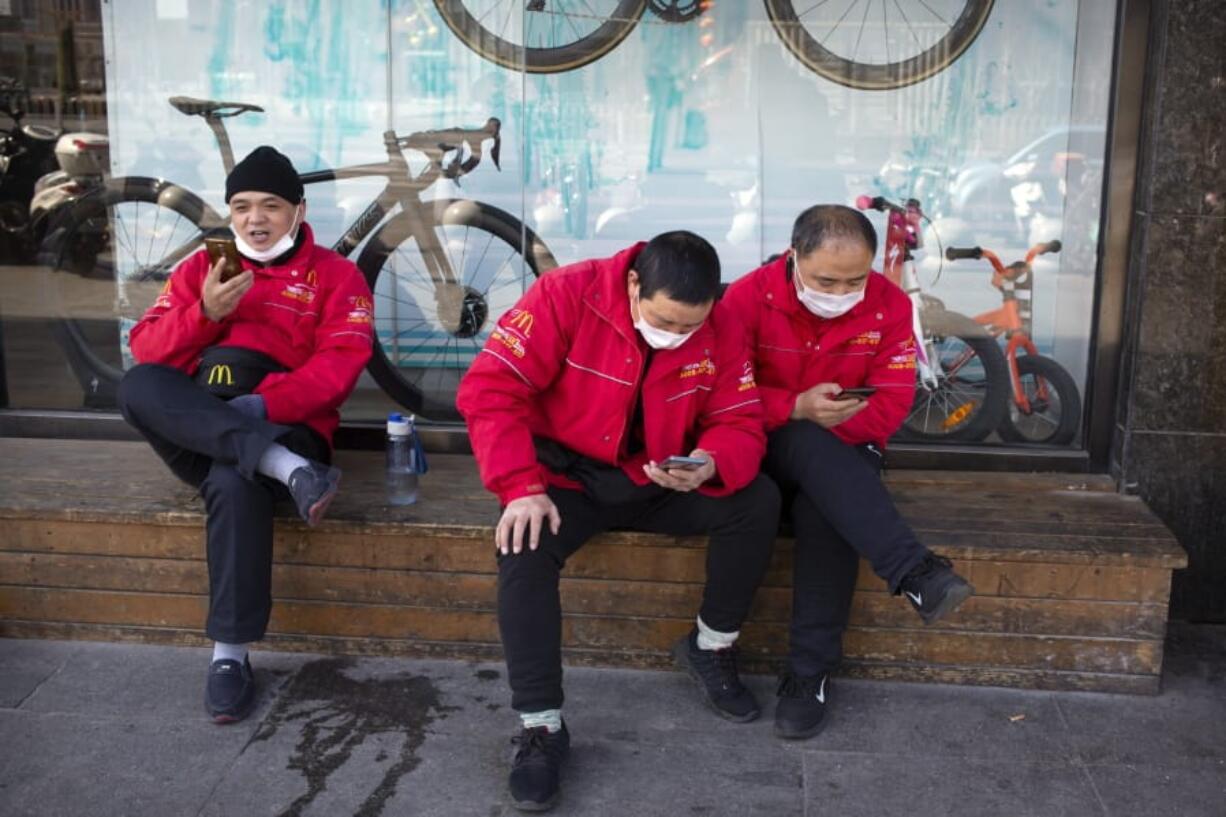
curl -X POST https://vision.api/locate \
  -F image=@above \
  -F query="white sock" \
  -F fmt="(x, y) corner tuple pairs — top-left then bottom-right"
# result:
(696, 615), (738, 651)
(212, 641), (248, 664)
(521, 708), (563, 733)
(256, 443), (309, 486)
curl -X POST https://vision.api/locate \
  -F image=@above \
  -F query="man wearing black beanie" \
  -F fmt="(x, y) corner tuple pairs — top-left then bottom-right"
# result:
(116, 146), (374, 724)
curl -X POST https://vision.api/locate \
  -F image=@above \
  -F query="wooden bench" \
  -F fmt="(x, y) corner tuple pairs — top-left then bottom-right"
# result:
(0, 437), (1187, 694)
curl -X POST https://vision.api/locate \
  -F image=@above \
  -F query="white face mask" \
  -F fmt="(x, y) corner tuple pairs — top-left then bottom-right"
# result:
(633, 293), (698, 350)
(233, 204), (302, 263)
(793, 259), (865, 319)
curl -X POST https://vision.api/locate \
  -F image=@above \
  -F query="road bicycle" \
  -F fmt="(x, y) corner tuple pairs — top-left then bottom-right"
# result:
(944, 240), (1081, 445)
(435, 0), (995, 90)
(40, 95), (556, 421)
(856, 193), (1009, 442)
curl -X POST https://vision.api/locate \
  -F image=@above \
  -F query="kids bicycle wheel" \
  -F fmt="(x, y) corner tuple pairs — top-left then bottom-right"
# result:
(997, 354), (1081, 446)
(357, 198), (557, 421)
(40, 177), (219, 406)
(763, 0), (995, 90)
(434, 0), (647, 74)
(897, 322), (1010, 443)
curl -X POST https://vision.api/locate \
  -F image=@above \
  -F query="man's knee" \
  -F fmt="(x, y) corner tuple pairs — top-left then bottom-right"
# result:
(200, 463), (265, 506)
(117, 363), (178, 420)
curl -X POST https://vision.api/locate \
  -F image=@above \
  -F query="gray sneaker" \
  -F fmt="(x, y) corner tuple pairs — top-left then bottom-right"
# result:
(287, 462), (341, 526)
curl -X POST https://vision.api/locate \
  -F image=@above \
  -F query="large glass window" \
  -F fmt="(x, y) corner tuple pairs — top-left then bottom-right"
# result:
(0, 0), (1116, 449)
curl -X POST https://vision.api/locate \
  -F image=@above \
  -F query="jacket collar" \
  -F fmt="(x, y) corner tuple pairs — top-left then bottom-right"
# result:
(583, 242), (645, 340)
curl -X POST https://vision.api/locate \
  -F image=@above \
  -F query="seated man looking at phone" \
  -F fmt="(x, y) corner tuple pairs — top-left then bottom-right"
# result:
(116, 146), (373, 724)
(456, 231), (780, 812)
(719, 204), (973, 741)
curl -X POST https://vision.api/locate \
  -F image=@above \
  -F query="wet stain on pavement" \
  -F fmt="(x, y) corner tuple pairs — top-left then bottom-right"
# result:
(249, 657), (453, 817)
(475, 669), (500, 681)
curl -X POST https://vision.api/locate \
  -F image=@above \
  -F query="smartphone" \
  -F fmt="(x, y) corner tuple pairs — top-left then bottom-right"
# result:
(835, 386), (877, 400)
(205, 237), (244, 283)
(660, 455), (709, 471)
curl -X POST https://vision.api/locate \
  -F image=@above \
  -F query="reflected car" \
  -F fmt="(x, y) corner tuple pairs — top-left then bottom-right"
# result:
(946, 125), (1107, 235)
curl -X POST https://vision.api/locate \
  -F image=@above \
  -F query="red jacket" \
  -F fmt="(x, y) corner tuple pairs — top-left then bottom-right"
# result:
(128, 223), (373, 446)
(718, 255), (917, 446)
(456, 243), (766, 506)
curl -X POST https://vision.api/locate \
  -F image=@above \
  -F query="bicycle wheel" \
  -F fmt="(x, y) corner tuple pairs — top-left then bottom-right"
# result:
(357, 198), (557, 421)
(897, 327), (1009, 442)
(434, 0), (647, 73)
(997, 354), (1081, 446)
(41, 177), (217, 403)
(763, 0), (994, 90)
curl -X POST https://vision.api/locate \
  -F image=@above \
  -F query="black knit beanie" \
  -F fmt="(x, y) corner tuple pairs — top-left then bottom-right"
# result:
(224, 145), (303, 204)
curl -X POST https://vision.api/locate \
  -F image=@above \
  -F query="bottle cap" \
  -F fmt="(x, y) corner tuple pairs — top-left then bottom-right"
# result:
(387, 412), (410, 436)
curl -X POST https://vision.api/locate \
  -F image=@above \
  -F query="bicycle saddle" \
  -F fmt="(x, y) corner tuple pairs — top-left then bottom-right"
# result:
(168, 96), (264, 117)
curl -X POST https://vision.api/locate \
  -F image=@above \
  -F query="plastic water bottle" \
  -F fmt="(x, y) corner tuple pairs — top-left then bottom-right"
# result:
(386, 412), (419, 506)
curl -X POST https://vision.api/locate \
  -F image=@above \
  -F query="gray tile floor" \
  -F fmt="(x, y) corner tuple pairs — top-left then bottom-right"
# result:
(1, 625), (1223, 817)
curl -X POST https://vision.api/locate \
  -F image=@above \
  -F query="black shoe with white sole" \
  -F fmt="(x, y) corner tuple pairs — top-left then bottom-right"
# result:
(508, 722), (570, 812)
(899, 554), (974, 624)
(775, 670), (830, 740)
(671, 628), (760, 723)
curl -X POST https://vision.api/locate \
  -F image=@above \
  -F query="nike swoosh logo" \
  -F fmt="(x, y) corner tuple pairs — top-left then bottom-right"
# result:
(815, 676), (826, 704)
(905, 590), (923, 606)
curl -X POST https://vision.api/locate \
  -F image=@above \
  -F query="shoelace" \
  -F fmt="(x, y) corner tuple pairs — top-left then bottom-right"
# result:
(512, 727), (562, 764)
(777, 672), (824, 699)
(903, 554), (953, 589)
(703, 646), (744, 692)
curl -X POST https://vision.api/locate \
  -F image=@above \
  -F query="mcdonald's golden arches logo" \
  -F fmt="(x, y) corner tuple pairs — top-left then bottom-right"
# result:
(507, 309), (534, 337)
(207, 364), (234, 386)
(161, 278), (173, 294)
(353, 296), (373, 311)
(305, 268), (318, 287)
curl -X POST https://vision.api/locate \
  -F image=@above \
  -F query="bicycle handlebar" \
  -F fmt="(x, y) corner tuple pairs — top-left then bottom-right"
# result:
(945, 246), (982, 261)
(1033, 240), (1062, 255)
(399, 117), (502, 180)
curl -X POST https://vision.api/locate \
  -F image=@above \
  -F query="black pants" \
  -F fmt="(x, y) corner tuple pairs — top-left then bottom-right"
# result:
(498, 473), (780, 713)
(117, 363), (328, 644)
(765, 421), (929, 677)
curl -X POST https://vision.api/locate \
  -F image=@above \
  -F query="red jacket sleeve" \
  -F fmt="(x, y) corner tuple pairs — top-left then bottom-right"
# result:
(456, 274), (575, 505)
(832, 309), (917, 446)
(128, 251), (227, 370)
(254, 263), (373, 424)
(717, 282), (796, 430)
(693, 311), (767, 494)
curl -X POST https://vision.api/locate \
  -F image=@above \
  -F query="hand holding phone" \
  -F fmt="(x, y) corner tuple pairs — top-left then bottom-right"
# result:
(834, 386), (877, 401)
(660, 455), (709, 471)
(205, 237), (244, 283)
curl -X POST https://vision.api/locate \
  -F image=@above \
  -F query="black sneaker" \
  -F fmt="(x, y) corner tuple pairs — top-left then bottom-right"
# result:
(287, 462), (341, 526)
(671, 628), (760, 723)
(899, 553), (974, 625)
(205, 657), (256, 724)
(774, 670), (830, 740)
(508, 722), (570, 812)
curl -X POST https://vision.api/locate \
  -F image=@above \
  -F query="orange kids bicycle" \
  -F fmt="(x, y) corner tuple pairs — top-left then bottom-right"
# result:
(944, 240), (1082, 445)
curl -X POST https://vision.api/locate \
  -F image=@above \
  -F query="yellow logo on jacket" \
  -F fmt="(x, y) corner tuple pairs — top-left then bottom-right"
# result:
(207, 364), (234, 386)
(507, 309), (534, 338)
(850, 331), (882, 346)
(281, 283), (315, 304)
(679, 358), (715, 379)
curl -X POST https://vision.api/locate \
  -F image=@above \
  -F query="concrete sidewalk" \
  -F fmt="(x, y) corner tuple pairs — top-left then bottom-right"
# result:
(1, 625), (1223, 817)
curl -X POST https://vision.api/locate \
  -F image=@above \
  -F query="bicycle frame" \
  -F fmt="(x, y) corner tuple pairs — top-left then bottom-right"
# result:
(961, 243), (1058, 415)
(868, 196), (940, 389)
